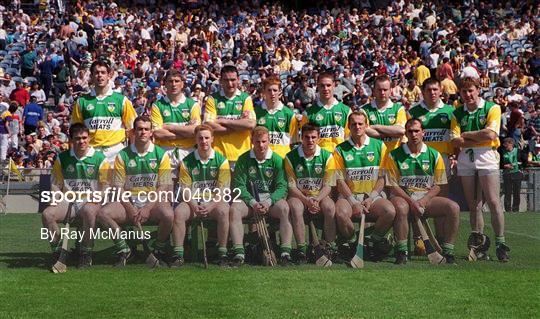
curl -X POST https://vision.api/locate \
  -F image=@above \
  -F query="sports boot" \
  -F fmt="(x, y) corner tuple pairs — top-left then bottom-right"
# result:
(394, 250), (408, 265)
(496, 243), (510, 262)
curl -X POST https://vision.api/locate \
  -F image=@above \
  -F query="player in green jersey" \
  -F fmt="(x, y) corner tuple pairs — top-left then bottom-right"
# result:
(170, 124), (231, 267)
(333, 111), (398, 262)
(255, 76), (299, 158)
(71, 60), (137, 163)
(229, 126), (291, 266)
(151, 69), (201, 169)
(285, 123), (336, 264)
(384, 119), (460, 264)
(42, 123), (110, 268)
(299, 72), (351, 152)
(97, 116), (174, 267)
(362, 75), (406, 151)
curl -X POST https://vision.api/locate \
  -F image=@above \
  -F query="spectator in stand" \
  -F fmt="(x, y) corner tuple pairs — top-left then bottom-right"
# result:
(501, 138), (522, 213)
(22, 96), (44, 135)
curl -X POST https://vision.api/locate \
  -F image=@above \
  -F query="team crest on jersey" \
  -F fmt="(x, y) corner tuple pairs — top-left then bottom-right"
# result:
(345, 154), (354, 162)
(163, 110), (171, 117)
(149, 159), (157, 170)
(264, 167), (273, 178)
(296, 164), (304, 173)
(314, 164), (323, 174)
(369, 114), (377, 122)
(249, 166), (257, 175)
(107, 102), (116, 112)
(315, 114), (324, 121)
(217, 102), (225, 109)
(128, 159), (137, 168)
(210, 167), (217, 177)
(422, 160), (430, 172)
(258, 118), (266, 125)
(440, 114), (449, 124)
(388, 114), (396, 124)
(192, 167), (200, 176)
(478, 114), (486, 125)
(181, 109), (189, 119)
(277, 118), (286, 128)
(367, 152), (375, 162)
(67, 165), (75, 173)
(461, 118), (468, 126)
(400, 162), (409, 170)
(235, 101), (243, 111)
(334, 112), (343, 122)
(419, 115), (426, 122)
(86, 104), (95, 111)
(86, 165), (95, 176)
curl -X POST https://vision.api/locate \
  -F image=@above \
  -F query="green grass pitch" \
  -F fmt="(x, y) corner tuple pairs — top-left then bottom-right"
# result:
(0, 212), (539, 318)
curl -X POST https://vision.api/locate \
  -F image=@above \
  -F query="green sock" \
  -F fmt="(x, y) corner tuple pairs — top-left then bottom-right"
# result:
(495, 236), (506, 247)
(113, 238), (130, 254)
(233, 244), (245, 256)
(348, 233), (358, 246)
(280, 245), (292, 256)
(154, 240), (167, 252)
(442, 243), (455, 256)
(371, 229), (387, 243)
(218, 246), (228, 257)
(297, 243), (307, 254)
(327, 241), (337, 250)
(173, 246), (184, 258)
(396, 240), (408, 252)
(50, 241), (61, 253)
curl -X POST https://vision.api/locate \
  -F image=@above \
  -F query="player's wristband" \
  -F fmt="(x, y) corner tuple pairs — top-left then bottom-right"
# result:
(249, 199), (258, 208)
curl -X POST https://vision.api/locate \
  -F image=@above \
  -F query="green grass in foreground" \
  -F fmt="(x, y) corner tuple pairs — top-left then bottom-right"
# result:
(0, 213), (539, 319)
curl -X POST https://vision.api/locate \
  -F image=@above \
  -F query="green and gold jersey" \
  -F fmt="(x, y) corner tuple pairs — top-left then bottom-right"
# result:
(150, 95), (201, 149)
(204, 89), (255, 161)
(407, 100), (456, 155)
(361, 100), (407, 150)
(178, 149), (230, 192)
(284, 145), (333, 197)
(502, 147), (519, 173)
(233, 148), (288, 206)
(299, 99), (351, 152)
(112, 143), (171, 195)
(332, 136), (387, 195)
(255, 102), (299, 158)
(450, 99), (501, 149)
(71, 88), (136, 147)
(383, 143), (447, 195)
(51, 147), (109, 193)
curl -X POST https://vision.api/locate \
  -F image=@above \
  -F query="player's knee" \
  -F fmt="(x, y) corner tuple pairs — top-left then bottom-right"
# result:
(215, 204), (229, 220)
(42, 207), (57, 224)
(229, 205), (243, 223)
(448, 201), (460, 216)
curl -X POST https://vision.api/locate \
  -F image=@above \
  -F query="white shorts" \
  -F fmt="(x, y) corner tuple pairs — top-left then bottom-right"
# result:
(339, 191), (387, 203)
(69, 201), (96, 218)
(95, 143), (125, 165)
(457, 147), (500, 177)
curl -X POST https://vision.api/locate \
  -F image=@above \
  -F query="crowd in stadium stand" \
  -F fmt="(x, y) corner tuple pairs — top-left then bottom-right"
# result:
(0, 0), (538, 180)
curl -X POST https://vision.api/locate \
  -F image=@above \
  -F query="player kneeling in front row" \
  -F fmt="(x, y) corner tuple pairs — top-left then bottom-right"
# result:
(171, 125), (231, 267)
(97, 116), (174, 267)
(384, 119), (459, 264)
(285, 123), (336, 264)
(229, 126), (292, 266)
(333, 111), (397, 262)
(42, 123), (110, 268)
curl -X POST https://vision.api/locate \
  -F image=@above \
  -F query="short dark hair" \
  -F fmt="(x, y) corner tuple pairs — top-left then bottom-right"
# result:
(69, 123), (90, 139)
(373, 74), (391, 88)
(164, 69), (183, 82)
(90, 60), (111, 74)
(421, 77), (441, 91)
(301, 123), (320, 136)
(405, 118), (423, 130)
(317, 71), (335, 83)
(133, 115), (152, 129)
(220, 65), (238, 77)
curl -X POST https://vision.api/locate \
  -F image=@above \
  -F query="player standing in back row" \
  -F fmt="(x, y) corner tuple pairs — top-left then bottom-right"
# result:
(204, 65), (256, 167)
(71, 60), (137, 164)
(299, 72), (351, 152)
(451, 77), (509, 262)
